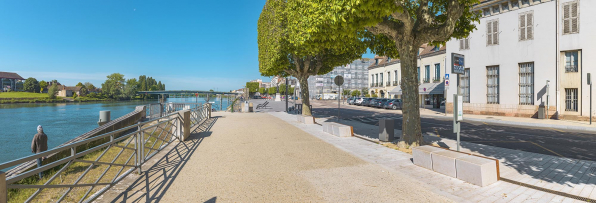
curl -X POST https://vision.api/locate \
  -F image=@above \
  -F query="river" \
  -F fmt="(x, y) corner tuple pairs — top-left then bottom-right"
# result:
(0, 97), (231, 164)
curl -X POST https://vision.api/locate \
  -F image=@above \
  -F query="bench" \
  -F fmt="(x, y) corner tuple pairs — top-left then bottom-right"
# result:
(256, 101), (269, 109)
(296, 115), (315, 124)
(322, 122), (353, 137)
(412, 146), (500, 187)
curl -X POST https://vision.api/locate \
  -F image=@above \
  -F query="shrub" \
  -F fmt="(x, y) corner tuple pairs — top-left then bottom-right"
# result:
(48, 84), (59, 99)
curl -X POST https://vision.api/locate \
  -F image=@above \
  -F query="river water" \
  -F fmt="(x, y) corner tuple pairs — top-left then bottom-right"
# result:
(0, 97), (231, 164)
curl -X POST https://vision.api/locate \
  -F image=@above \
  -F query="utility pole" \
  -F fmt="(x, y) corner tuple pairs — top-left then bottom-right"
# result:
(285, 77), (289, 112)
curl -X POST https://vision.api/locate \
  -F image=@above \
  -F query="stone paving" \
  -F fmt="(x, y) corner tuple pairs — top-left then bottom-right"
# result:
(272, 112), (595, 202)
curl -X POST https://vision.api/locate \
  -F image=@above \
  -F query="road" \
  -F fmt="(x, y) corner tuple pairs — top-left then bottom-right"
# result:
(310, 100), (596, 162)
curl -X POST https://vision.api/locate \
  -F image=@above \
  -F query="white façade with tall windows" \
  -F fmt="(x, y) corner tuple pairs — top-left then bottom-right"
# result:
(445, 0), (595, 120)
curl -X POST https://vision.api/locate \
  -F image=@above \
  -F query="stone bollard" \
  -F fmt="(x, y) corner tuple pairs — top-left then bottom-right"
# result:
(208, 103), (212, 118)
(379, 119), (394, 142)
(0, 170), (6, 203)
(249, 102), (254, 112)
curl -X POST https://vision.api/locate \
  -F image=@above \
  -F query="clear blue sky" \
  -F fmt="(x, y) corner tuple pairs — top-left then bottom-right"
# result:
(0, 0), (374, 91)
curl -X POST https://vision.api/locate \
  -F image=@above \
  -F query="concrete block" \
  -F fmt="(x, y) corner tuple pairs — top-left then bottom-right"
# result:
(0, 171), (5, 203)
(456, 155), (499, 186)
(322, 122), (332, 133)
(332, 124), (352, 137)
(432, 150), (469, 178)
(413, 146), (446, 170)
(379, 119), (394, 142)
(303, 116), (314, 124)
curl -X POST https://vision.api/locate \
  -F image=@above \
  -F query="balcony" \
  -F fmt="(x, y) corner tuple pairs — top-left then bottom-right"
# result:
(566, 65), (578, 72)
(386, 81), (391, 86)
(393, 81), (398, 86)
(423, 78), (430, 83)
(370, 83), (375, 87)
(378, 82), (384, 87)
(433, 77), (441, 83)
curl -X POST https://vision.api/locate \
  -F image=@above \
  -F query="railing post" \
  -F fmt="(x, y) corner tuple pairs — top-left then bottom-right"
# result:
(137, 122), (143, 174)
(0, 170), (6, 203)
(208, 103), (212, 118)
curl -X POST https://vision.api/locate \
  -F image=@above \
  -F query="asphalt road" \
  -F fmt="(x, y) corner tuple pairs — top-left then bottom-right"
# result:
(311, 100), (596, 162)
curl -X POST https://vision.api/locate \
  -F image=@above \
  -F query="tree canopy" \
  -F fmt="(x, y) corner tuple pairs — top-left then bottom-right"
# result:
(23, 77), (40, 93)
(246, 82), (260, 94)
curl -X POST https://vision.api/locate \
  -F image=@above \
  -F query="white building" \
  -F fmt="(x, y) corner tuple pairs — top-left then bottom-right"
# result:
(445, 0), (594, 120)
(308, 59), (373, 99)
(369, 44), (447, 108)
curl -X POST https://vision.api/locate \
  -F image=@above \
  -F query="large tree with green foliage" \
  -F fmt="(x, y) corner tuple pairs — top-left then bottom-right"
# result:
(246, 82), (260, 96)
(258, 0), (368, 116)
(102, 73), (126, 99)
(39, 80), (47, 93)
(23, 77), (40, 93)
(48, 83), (59, 99)
(321, 0), (480, 148)
(351, 90), (361, 97)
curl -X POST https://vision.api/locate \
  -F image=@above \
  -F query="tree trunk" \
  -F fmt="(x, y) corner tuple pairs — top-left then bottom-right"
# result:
(298, 76), (312, 116)
(398, 46), (423, 149)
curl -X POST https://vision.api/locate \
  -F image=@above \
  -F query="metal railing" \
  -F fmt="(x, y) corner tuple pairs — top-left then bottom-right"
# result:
(423, 78), (430, 83)
(0, 103), (211, 203)
(393, 81), (398, 86)
(386, 81), (391, 86)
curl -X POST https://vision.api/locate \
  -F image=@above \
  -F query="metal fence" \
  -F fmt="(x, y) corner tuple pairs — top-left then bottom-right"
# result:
(146, 103), (206, 119)
(0, 103), (211, 203)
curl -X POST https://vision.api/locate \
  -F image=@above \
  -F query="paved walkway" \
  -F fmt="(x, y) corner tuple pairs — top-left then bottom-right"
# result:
(96, 112), (452, 202)
(302, 112), (596, 202)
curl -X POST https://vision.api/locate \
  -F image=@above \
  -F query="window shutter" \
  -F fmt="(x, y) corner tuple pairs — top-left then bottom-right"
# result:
(571, 2), (578, 33)
(519, 14), (526, 41)
(465, 38), (470, 49)
(460, 39), (464, 50)
(493, 20), (499, 45)
(487, 21), (492, 45)
(527, 13), (533, 39)
(563, 4), (570, 34)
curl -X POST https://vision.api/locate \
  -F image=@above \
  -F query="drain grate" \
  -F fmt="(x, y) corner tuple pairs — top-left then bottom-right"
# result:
(501, 178), (595, 202)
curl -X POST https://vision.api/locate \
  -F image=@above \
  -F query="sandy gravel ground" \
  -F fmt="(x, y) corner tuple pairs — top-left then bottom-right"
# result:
(96, 112), (453, 203)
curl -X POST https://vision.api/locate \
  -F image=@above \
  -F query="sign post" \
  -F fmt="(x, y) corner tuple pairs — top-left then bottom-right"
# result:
(451, 53), (465, 151)
(589, 74), (592, 125)
(334, 76), (344, 121)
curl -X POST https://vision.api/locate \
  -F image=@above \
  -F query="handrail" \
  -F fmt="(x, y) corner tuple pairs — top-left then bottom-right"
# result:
(0, 103), (212, 203)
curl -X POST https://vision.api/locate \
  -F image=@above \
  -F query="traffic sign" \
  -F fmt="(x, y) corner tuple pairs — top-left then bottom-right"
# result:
(334, 76), (344, 86)
(451, 53), (465, 75)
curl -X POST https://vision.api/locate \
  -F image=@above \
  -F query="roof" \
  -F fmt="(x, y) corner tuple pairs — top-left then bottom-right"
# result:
(61, 86), (82, 91)
(0, 72), (25, 80)
(368, 44), (446, 70)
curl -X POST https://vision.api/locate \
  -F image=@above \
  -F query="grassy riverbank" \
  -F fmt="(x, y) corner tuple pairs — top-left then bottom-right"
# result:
(0, 92), (49, 98)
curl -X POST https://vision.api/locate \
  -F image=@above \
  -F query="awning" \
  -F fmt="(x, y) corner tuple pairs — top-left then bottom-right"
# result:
(388, 82), (444, 95)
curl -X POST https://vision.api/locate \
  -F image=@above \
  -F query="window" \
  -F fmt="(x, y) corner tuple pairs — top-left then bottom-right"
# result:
(492, 5), (500, 14)
(487, 66), (500, 104)
(417, 67), (420, 83)
(486, 19), (499, 46)
(519, 11), (534, 41)
(502, 2), (509, 11)
(565, 51), (578, 72)
(511, 0), (519, 9)
(394, 70), (398, 81)
(521, 0), (529, 7)
(563, 1), (579, 34)
(519, 63), (534, 105)
(460, 69), (470, 103)
(459, 38), (470, 50)
(434, 64), (441, 82)
(387, 72), (391, 83)
(483, 8), (490, 16)
(565, 88), (578, 112)
(425, 65), (430, 83)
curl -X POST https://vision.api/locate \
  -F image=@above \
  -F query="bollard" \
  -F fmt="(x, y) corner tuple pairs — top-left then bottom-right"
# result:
(208, 103), (212, 118)
(0, 170), (6, 203)
(379, 119), (395, 142)
(248, 102), (253, 112)
(175, 110), (191, 141)
(98, 111), (111, 126)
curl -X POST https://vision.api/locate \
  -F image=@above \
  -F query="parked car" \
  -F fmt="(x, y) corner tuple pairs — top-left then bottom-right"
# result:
(355, 97), (365, 105)
(366, 98), (377, 107)
(384, 99), (402, 110)
(360, 98), (371, 106)
(347, 97), (356, 105)
(376, 99), (388, 108)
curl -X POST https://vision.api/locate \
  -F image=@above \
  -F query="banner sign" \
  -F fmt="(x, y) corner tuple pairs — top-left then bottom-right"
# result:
(451, 53), (465, 75)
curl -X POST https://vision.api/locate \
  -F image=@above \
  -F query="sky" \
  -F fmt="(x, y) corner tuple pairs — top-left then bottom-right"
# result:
(0, 0), (375, 91)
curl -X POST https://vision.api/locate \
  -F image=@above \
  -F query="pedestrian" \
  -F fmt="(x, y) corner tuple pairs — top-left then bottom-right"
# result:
(31, 125), (48, 179)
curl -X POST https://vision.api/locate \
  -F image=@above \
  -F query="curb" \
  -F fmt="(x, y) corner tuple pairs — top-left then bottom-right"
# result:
(421, 113), (596, 132)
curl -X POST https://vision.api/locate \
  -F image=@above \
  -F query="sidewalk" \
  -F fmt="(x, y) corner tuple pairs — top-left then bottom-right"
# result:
(96, 112), (453, 202)
(291, 112), (596, 202)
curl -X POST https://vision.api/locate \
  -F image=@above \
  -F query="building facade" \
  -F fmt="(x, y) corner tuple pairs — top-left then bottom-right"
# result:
(0, 72), (25, 92)
(369, 45), (447, 108)
(445, 0), (594, 120)
(307, 59), (373, 99)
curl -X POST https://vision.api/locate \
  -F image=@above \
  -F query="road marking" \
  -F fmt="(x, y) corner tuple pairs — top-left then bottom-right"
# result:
(550, 128), (565, 133)
(528, 141), (566, 158)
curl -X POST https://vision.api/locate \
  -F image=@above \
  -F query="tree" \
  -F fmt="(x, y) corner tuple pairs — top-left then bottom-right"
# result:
(76, 82), (84, 87)
(246, 82), (260, 95)
(361, 88), (368, 97)
(259, 87), (266, 95)
(342, 89), (351, 97)
(268, 87), (276, 95)
(48, 84), (59, 99)
(323, 0), (480, 148)
(23, 77), (40, 93)
(351, 90), (360, 97)
(101, 73), (126, 99)
(84, 82), (96, 91)
(289, 87), (295, 95)
(39, 81), (48, 93)
(124, 78), (139, 99)
(279, 84), (287, 94)
(258, 0), (368, 116)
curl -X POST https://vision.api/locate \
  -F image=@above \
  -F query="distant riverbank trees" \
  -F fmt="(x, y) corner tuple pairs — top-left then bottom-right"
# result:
(23, 77), (40, 93)
(100, 73), (166, 100)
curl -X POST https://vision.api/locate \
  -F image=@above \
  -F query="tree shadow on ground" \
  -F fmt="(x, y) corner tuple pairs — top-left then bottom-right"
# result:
(107, 116), (219, 203)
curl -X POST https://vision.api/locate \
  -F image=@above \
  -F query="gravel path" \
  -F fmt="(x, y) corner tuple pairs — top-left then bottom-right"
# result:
(96, 112), (453, 202)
